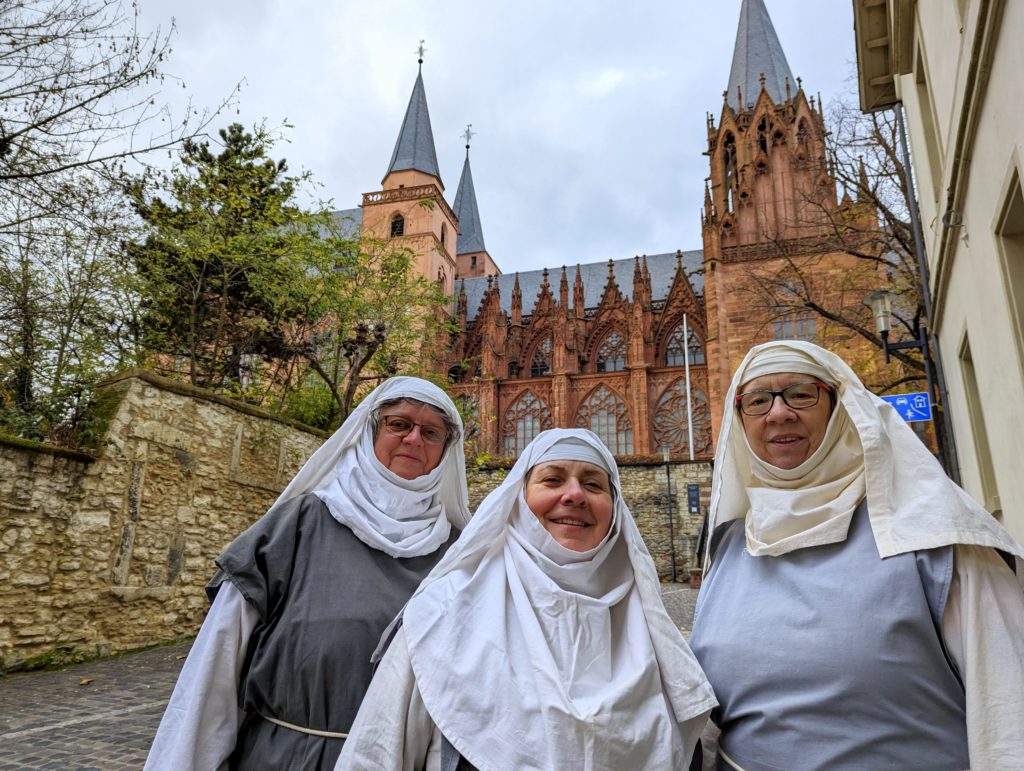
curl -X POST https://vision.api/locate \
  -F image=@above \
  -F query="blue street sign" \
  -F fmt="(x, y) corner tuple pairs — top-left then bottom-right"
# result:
(880, 391), (932, 422)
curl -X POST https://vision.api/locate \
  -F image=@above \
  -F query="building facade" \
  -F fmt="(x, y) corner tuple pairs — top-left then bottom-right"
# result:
(852, 0), (1024, 541)
(356, 0), (883, 463)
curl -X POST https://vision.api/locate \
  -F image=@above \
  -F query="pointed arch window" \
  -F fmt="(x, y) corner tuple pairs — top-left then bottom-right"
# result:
(390, 213), (405, 237)
(723, 132), (737, 212)
(502, 391), (552, 458)
(577, 386), (633, 455)
(652, 382), (713, 457)
(665, 323), (705, 367)
(440, 223), (447, 247)
(596, 330), (626, 372)
(529, 337), (552, 378)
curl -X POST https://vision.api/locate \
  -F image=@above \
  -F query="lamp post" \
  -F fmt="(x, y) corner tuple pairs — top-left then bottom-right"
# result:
(864, 289), (958, 482)
(662, 445), (677, 582)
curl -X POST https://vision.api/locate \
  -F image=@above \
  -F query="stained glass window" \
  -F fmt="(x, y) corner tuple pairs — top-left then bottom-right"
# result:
(577, 385), (633, 455)
(501, 391), (552, 458)
(665, 323), (705, 366)
(652, 381), (713, 457)
(595, 331), (626, 372)
(529, 337), (552, 378)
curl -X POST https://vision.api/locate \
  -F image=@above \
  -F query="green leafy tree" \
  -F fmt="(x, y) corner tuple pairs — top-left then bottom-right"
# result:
(129, 123), (318, 391)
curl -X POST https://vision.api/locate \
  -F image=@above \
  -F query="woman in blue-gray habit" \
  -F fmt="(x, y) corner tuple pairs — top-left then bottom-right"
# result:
(689, 340), (1024, 770)
(144, 377), (470, 771)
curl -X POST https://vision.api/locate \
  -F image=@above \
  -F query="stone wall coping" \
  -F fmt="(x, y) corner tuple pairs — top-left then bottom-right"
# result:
(0, 433), (96, 463)
(473, 455), (713, 471)
(97, 368), (331, 439)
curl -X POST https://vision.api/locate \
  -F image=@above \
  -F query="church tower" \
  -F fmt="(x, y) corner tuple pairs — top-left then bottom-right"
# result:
(361, 51), (460, 297)
(453, 128), (500, 279)
(701, 0), (854, 437)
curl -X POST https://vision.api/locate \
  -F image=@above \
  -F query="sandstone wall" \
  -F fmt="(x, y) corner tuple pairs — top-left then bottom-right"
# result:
(0, 371), (325, 672)
(0, 372), (710, 671)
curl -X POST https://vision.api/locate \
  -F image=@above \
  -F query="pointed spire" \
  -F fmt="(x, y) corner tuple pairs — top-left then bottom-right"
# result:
(453, 126), (486, 255)
(857, 157), (870, 200)
(383, 48), (442, 185)
(573, 265), (585, 315)
(511, 273), (522, 326)
(726, 0), (796, 112)
(559, 266), (569, 308)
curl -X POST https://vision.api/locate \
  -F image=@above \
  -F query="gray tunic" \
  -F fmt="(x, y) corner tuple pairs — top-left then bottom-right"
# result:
(689, 500), (968, 771)
(207, 493), (458, 771)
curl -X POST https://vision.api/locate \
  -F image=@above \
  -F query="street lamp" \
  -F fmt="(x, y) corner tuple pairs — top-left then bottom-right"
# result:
(864, 289), (957, 482)
(864, 290), (929, 364)
(662, 445), (677, 583)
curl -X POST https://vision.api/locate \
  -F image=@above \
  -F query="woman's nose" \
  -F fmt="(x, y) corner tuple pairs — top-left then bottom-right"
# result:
(765, 394), (796, 421)
(402, 425), (425, 444)
(561, 479), (586, 504)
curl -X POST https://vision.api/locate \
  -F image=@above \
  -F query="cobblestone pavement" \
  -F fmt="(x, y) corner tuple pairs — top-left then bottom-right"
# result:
(0, 584), (698, 770)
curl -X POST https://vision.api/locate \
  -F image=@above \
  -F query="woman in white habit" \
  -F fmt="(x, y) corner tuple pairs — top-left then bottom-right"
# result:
(689, 341), (1024, 770)
(337, 428), (716, 770)
(145, 377), (470, 771)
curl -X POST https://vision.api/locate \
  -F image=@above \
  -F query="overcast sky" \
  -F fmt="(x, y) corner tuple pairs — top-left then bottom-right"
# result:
(137, 0), (857, 275)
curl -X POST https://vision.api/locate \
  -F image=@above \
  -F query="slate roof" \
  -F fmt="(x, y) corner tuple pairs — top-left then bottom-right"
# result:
(459, 250), (705, 322)
(453, 155), (486, 254)
(384, 72), (442, 184)
(726, 0), (796, 112)
(328, 207), (362, 237)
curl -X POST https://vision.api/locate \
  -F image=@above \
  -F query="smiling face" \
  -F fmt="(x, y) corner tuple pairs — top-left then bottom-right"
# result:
(738, 372), (834, 470)
(524, 460), (614, 551)
(373, 399), (448, 480)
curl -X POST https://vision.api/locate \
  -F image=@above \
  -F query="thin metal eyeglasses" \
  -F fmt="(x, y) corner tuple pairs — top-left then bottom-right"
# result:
(380, 415), (449, 445)
(735, 381), (833, 416)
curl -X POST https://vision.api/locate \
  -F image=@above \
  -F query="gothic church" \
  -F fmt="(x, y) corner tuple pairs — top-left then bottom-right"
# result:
(343, 0), (866, 459)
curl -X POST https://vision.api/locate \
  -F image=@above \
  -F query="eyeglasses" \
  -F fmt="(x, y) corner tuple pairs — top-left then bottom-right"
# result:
(735, 381), (833, 416)
(380, 415), (449, 445)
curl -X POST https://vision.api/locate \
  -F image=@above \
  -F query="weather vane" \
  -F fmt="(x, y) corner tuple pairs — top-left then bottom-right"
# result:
(462, 124), (475, 156)
(416, 39), (427, 71)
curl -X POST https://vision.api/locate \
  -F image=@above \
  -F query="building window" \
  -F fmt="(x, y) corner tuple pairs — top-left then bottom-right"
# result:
(470, 255), (477, 270)
(595, 330), (626, 372)
(440, 223), (447, 247)
(652, 381), (713, 457)
(576, 385), (633, 455)
(959, 336), (1001, 515)
(914, 47), (943, 204)
(665, 323), (705, 366)
(501, 391), (552, 458)
(996, 169), (1024, 370)
(723, 132), (737, 213)
(529, 337), (552, 378)
(390, 213), (405, 237)
(773, 311), (817, 342)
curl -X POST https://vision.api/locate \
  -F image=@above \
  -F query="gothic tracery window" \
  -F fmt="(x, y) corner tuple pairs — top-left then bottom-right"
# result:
(577, 386), (633, 455)
(664, 323), (705, 367)
(595, 330), (626, 372)
(390, 213), (405, 237)
(652, 382), (713, 457)
(529, 337), (552, 378)
(723, 132), (737, 213)
(501, 391), (552, 458)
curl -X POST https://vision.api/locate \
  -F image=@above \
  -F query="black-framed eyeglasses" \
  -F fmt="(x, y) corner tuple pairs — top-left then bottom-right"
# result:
(735, 381), (833, 416)
(380, 415), (449, 445)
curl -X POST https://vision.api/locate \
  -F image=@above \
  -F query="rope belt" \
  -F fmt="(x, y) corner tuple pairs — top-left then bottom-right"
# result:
(260, 713), (349, 740)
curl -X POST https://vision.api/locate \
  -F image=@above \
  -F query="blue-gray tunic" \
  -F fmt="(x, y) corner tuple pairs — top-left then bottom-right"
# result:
(207, 493), (458, 771)
(689, 500), (968, 771)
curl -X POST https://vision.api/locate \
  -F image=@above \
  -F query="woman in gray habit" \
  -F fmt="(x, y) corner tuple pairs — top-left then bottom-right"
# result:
(145, 377), (470, 771)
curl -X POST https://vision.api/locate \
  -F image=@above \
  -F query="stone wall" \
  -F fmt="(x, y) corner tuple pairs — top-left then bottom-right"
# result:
(0, 371), (711, 672)
(0, 371), (325, 672)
